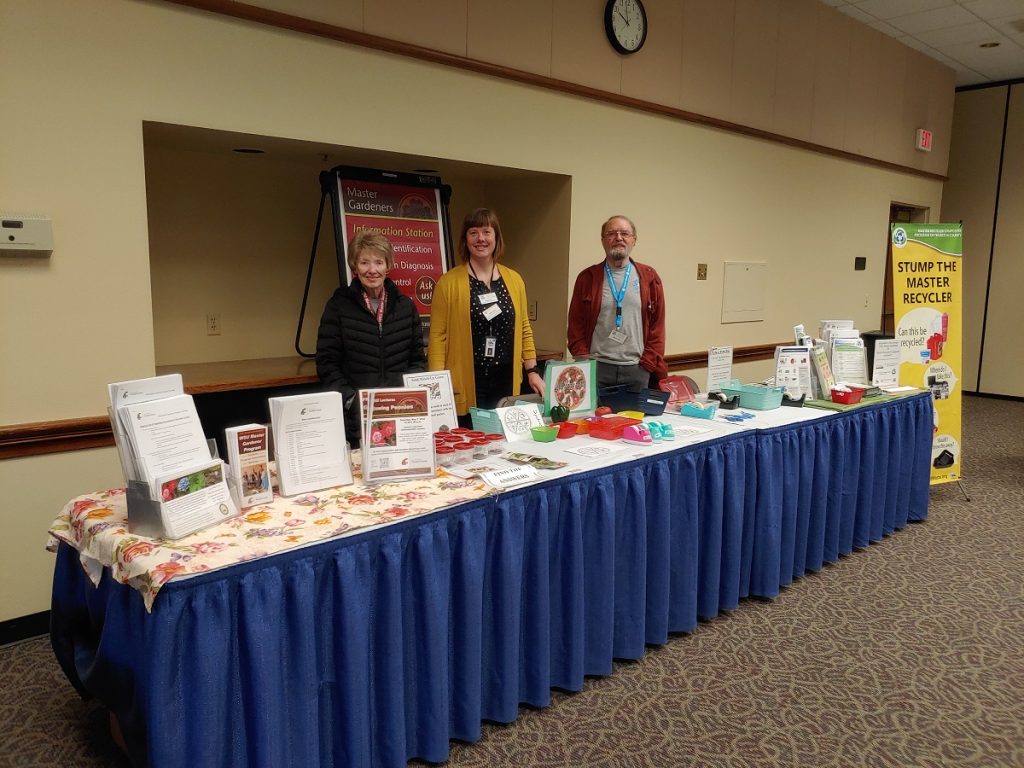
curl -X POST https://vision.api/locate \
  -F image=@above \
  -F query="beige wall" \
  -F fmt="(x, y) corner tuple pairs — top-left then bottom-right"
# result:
(257, 0), (955, 175)
(942, 84), (1024, 397)
(0, 0), (945, 621)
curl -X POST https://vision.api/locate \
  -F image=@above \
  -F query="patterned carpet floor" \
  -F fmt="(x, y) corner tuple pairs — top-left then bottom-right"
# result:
(2, 395), (1021, 768)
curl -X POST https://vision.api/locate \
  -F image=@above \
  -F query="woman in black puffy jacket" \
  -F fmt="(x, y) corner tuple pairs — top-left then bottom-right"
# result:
(315, 231), (426, 446)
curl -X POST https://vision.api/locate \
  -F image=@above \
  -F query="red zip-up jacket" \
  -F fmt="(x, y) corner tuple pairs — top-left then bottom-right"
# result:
(566, 259), (667, 380)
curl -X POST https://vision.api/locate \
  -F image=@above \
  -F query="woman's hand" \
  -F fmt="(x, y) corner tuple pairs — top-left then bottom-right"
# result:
(527, 370), (544, 396)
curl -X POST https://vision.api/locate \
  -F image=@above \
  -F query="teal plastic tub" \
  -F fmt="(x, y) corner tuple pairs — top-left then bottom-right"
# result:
(718, 380), (785, 410)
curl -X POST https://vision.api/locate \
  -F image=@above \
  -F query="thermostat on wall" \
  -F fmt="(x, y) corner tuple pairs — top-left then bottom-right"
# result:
(1, 215), (53, 254)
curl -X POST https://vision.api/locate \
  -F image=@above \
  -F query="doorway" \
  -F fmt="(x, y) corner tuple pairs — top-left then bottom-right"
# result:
(881, 203), (930, 334)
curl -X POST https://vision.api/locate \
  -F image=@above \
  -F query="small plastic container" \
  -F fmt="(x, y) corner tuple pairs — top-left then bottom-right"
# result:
(485, 433), (506, 454)
(465, 431), (486, 441)
(831, 387), (865, 405)
(589, 416), (642, 440)
(469, 438), (489, 459)
(531, 425), (559, 443)
(453, 442), (475, 464)
(555, 421), (577, 439)
(572, 418), (591, 435)
(434, 445), (455, 467)
(450, 427), (472, 436)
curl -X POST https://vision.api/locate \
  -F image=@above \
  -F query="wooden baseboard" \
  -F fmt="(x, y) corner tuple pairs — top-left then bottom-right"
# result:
(0, 611), (50, 646)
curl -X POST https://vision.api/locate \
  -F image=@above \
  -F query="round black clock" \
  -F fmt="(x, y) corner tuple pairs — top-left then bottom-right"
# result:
(604, 0), (647, 55)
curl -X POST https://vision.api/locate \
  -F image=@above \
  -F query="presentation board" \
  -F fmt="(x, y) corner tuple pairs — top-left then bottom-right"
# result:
(326, 166), (453, 316)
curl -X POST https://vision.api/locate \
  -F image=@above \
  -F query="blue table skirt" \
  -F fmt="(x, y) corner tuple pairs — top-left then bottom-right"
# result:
(50, 394), (932, 768)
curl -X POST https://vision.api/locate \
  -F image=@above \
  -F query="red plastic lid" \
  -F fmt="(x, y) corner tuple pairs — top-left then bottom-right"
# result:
(435, 445), (454, 454)
(454, 442), (475, 451)
(485, 433), (504, 441)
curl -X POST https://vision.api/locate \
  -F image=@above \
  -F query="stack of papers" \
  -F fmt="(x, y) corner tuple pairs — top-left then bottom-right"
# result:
(269, 392), (353, 496)
(108, 374), (212, 495)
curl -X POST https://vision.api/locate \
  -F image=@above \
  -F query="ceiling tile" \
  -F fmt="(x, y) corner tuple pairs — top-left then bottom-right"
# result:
(916, 19), (1002, 45)
(886, 4), (977, 33)
(853, 0), (955, 20)
(837, 4), (878, 21)
(868, 18), (906, 34)
(960, 0), (1024, 21)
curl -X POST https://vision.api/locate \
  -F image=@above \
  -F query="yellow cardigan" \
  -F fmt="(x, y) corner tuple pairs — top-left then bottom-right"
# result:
(427, 263), (537, 415)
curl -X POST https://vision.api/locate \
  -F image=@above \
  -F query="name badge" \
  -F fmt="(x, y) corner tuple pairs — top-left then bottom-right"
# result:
(478, 292), (498, 305)
(608, 328), (628, 344)
(484, 336), (497, 357)
(482, 303), (502, 322)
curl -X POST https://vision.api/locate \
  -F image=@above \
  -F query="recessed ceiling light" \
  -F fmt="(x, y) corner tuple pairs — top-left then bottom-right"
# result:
(978, 41), (1000, 48)
(232, 147), (265, 154)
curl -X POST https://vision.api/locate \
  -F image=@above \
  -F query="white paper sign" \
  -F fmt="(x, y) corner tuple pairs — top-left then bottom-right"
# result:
(403, 371), (458, 433)
(707, 346), (734, 392)
(493, 404), (544, 442)
(480, 465), (539, 489)
(871, 339), (901, 387)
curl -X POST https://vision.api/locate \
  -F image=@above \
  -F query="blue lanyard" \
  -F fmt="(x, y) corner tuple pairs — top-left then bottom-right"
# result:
(604, 260), (632, 328)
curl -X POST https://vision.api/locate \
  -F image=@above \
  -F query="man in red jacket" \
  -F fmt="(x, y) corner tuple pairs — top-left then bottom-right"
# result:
(567, 215), (667, 389)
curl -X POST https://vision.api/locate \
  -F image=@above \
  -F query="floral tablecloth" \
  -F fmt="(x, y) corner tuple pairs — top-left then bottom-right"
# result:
(48, 457), (495, 611)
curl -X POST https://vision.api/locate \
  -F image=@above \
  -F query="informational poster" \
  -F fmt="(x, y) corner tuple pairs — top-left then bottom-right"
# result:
(890, 223), (963, 485)
(337, 174), (448, 315)
(361, 388), (435, 484)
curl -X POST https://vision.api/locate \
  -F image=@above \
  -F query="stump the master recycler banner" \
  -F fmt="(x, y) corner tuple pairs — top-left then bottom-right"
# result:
(890, 223), (963, 485)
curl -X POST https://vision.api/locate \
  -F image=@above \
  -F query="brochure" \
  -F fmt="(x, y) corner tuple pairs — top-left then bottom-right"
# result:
(831, 343), (868, 384)
(118, 394), (211, 491)
(774, 346), (814, 399)
(269, 391), (352, 496)
(361, 388), (435, 484)
(403, 370), (458, 433)
(154, 459), (238, 540)
(107, 374), (185, 482)
(225, 423), (273, 508)
(810, 344), (837, 396)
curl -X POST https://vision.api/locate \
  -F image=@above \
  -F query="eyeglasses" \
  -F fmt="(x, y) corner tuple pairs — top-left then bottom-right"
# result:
(602, 230), (635, 240)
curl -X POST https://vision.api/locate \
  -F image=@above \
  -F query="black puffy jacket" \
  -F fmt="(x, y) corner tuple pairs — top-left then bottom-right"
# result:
(315, 278), (426, 444)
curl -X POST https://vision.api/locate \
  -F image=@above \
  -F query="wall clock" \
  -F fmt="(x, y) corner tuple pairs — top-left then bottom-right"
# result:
(604, 0), (647, 55)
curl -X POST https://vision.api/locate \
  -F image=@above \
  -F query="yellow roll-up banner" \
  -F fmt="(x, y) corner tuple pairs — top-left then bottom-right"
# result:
(890, 223), (963, 485)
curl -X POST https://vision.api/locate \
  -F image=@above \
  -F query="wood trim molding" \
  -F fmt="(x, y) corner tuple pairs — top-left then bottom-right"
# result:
(665, 342), (786, 371)
(0, 416), (114, 460)
(163, 0), (946, 183)
(0, 342), (784, 459)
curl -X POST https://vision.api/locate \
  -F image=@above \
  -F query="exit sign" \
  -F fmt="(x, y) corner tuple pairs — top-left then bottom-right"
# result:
(916, 128), (933, 152)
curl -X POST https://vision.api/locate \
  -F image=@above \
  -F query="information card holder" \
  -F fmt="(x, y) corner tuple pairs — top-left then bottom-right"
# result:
(126, 460), (239, 541)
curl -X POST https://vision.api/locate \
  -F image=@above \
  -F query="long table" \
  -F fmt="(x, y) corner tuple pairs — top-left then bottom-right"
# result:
(50, 394), (932, 768)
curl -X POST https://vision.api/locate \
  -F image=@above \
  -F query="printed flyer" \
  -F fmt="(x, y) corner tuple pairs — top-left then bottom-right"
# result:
(890, 223), (963, 484)
(362, 388), (435, 484)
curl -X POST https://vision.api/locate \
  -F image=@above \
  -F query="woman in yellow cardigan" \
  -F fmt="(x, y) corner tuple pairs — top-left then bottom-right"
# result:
(428, 208), (544, 418)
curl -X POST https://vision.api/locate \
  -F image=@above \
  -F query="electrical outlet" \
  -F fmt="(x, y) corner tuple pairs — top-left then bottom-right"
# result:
(206, 312), (221, 336)
(697, 263), (708, 281)
(528, 301), (538, 321)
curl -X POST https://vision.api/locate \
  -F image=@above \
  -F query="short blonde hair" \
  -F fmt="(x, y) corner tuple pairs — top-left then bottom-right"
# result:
(347, 231), (394, 272)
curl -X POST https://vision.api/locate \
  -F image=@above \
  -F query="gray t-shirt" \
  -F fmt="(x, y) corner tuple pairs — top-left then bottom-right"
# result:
(590, 263), (644, 366)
